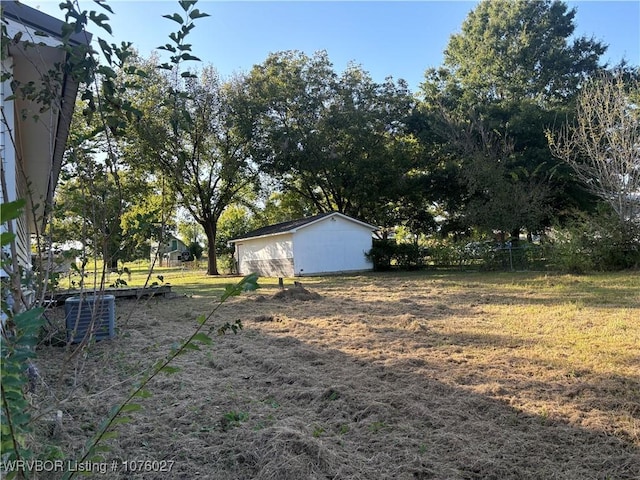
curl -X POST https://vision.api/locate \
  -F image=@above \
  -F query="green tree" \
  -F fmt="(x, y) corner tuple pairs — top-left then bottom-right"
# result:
(215, 204), (255, 258)
(443, 0), (605, 105)
(243, 51), (418, 227)
(420, 0), (606, 238)
(132, 66), (257, 275)
(258, 189), (317, 226)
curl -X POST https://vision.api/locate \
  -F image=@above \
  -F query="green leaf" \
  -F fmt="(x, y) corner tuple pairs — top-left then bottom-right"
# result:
(92, 445), (112, 453)
(133, 389), (153, 399)
(3, 470), (17, 480)
(196, 314), (206, 325)
(15, 307), (45, 328)
(179, 0), (198, 11)
(1, 231), (16, 247)
(110, 416), (131, 426)
(189, 9), (210, 20)
(163, 13), (184, 24)
(120, 403), (143, 413)
(100, 431), (119, 441)
(1, 374), (25, 388)
(1, 199), (26, 222)
(240, 273), (260, 292)
(98, 38), (113, 65)
(180, 53), (201, 62)
(89, 11), (112, 34)
(191, 332), (212, 345)
(93, 0), (114, 14)
(158, 44), (177, 53)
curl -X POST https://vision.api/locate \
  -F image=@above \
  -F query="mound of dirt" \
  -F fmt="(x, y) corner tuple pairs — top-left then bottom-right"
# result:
(272, 286), (322, 301)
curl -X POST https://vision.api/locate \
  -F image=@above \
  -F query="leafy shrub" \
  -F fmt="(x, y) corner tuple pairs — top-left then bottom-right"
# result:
(426, 242), (461, 267)
(394, 243), (428, 270)
(547, 208), (640, 273)
(366, 240), (428, 271)
(188, 241), (204, 260)
(366, 239), (395, 271)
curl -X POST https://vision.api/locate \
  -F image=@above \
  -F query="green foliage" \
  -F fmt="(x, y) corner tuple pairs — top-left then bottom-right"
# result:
(130, 63), (257, 274)
(393, 243), (428, 270)
(366, 239), (428, 271)
(244, 50), (419, 226)
(258, 190), (317, 226)
(188, 241), (204, 260)
(366, 239), (395, 271)
(1, 307), (46, 470)
(2, 3), (259, 477)
(215, 205), (255, 258)
(1, 201), (46, 477)
(108, 266), (131, 288)
(0, 200), (26, 224)
(220, 410), (249, 431)
(444, 0), (606, 104)
(419, 0), (607, 236)
(547, 207), (640, 273)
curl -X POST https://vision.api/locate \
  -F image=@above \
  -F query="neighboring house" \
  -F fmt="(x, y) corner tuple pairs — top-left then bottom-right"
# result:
(230, 212), (377, 277)
(150, 236), (190, 267)
(1, 1), (91, 268)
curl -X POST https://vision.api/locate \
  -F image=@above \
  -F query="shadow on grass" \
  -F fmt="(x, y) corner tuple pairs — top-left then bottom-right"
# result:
(121, 311), (640, 480)
(39, 277), (640, 480)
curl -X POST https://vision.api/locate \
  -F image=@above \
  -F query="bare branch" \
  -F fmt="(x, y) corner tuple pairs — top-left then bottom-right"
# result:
(548, 72), (640, 223)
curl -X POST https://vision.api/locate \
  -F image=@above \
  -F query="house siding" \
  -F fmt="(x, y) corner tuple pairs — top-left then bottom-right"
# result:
(236, 234), (294, 277)
(292, 216), (373, 276)
(1, 57), (30, 268)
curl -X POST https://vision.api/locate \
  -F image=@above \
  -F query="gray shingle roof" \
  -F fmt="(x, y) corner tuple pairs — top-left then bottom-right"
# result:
(231, 213), (334, 241)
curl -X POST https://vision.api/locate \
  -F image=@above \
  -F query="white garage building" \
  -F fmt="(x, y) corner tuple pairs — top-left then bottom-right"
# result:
(230, 212), (376, 277)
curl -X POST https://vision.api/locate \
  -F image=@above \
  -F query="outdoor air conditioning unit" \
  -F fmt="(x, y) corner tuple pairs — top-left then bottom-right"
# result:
(65, 295), (116, 343)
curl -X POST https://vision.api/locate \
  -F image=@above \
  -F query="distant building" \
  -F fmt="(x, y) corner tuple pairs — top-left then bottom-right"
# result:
(229, 212), (376, 277)
(150, 236), (191, 267)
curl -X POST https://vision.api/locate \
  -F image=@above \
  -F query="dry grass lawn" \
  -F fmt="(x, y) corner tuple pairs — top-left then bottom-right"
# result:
(34, 270), (640, 479)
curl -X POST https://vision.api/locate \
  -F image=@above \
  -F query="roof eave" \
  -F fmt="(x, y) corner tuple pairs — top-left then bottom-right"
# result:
(229, 212), (377, 244)
(2, 1), (92, 47)
(229, 230), (294, 244)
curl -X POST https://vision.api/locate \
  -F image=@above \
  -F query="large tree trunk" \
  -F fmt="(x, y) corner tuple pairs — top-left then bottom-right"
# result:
(203, 220), (219, 275)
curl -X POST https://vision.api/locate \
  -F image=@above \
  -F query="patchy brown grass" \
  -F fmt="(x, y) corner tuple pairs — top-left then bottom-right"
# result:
(33, 271), (639, 479)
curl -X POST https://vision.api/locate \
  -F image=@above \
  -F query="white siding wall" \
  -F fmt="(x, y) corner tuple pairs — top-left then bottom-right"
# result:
(292, 216), (373, 276)
(236, 234), (294, 277)
(1, 58), (16, 205)
(1, 56), (30, 269)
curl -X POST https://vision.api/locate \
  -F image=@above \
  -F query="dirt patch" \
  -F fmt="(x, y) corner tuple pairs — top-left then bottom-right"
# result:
(271, 285), (322, 301)
(26, 273), (640, 479)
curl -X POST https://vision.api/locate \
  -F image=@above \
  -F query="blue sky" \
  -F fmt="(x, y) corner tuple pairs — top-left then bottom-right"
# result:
(23, 1), (640, 92)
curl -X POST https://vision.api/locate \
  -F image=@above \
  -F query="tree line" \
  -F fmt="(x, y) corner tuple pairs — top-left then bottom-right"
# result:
(51, 0), (640, 274)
